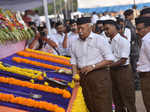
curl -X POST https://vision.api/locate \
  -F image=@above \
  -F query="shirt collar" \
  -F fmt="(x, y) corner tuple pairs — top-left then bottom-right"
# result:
(112, 33), (120, 42)
(142, 32), (150, 41)
(78, 31), (93, 41)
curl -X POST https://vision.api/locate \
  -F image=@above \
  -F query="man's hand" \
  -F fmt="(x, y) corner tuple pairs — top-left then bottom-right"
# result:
(35, 32), (41, 40)
(80, 65), (94, 75)
(73, 74), (80, 86)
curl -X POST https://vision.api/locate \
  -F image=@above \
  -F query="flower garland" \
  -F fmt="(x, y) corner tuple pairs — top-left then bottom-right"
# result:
(17, 51), (71, 66)
(0, 92), (65, 112)
(0, 62), (43, 80)
(25, 48), (70, 60)
(0, 76), (71, 99)
(12, 57), (72, 72)
(0, 9), (34, 44)
(71, 86), (88, 112)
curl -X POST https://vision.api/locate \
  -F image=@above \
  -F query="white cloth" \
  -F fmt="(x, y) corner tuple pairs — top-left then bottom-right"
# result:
(51, 28), (57, 34)
(66, 32), (79, 56)
(110, 33), (130, 65)
(33, 14), (41, 27)
(100, 15), (116, 21)
(91, 14), (99, 24)
(137, 32), (150, 72)
(70, 32), (115, 68)
(124, 28), (131, 42)
(99, 32), (110, 43)
(28, 14), (40, 27)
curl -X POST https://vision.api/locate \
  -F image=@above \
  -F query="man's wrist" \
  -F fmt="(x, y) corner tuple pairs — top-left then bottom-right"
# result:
(91, 64), (96, 69)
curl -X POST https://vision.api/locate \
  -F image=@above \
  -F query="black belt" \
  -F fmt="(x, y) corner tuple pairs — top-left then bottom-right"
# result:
(139, 72), (150, 78)
(110, 65), (129, 70)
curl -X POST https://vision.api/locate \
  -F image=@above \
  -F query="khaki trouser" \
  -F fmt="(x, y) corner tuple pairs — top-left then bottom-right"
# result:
(80, 68), (112, 112)
(140, 72), (150, 112)
(110, 65), (137, 112)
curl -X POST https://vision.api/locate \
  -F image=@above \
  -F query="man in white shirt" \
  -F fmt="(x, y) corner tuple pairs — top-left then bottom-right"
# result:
(135, 16), (150, 112)
(103, 20), (137, 112)
(116, 18), (131, 42)
(63, 20), (78, 56)
(91, 12), (99, 24)
(50, 21), (57, 34)
(71, 17), (115, 112)
(49, 22), (68, 56)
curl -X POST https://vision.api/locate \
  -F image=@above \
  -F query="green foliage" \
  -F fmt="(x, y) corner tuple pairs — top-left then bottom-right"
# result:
(34, 0), (78, 16)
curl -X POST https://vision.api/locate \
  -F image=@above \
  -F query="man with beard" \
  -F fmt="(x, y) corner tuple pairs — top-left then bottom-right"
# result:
(63, 20), (79, 56)
(70, 17), (115, 112)
(103, 20), (137, 112)
(135, 16), (150, 112)
(95, 20), (110, 42)
(95, 20), (105, 35)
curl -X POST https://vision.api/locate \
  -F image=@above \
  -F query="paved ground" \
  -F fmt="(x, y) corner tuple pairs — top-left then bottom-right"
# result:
(136, 91), (146, 112)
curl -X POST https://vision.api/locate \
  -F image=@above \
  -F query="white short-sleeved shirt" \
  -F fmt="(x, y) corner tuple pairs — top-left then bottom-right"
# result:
(91, 14), (99, 24)
(51, 28), (57, 34)
(124, 28), (131, 42)
(137, 32), (150, 72)
(70, 32), (115, 68)
(110, 33), (130, 65)
(46, 33), (68, 56)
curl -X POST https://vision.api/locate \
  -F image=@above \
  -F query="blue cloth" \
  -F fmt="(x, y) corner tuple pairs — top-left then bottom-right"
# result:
(78, 2), (150, 13)
(0, 53), (73, 112)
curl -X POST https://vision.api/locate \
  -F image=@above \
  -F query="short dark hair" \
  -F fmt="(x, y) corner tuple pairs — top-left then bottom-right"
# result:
(93, 12), (96, 14)
(55, 21), (63, 28)
(140, 7), (150, 16)
(135, 16), (150, 27)
(124, 9), (133, 18)
(116, 17), (124, 24)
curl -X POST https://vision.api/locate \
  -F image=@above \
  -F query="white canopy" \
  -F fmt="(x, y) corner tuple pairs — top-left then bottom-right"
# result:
(0, 0), (53, 11)
(78, 0), (150, 13)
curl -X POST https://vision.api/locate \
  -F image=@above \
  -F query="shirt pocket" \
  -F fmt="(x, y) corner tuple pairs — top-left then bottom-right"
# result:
(87, 44), (100, 60)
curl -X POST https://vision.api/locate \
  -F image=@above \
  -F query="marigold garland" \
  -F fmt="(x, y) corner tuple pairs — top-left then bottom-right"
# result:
(0, 92), (65, 112)
(71, 86), (88, 112)
(17, 51), (71, 66)
(0, 76), (71, 99)
(12, 57), (71, 72)
(0, 62), (43, 80)
(25, 48), (70, 60)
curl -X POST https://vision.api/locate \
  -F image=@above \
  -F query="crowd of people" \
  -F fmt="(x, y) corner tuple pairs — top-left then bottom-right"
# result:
(23, 7), (150, 112)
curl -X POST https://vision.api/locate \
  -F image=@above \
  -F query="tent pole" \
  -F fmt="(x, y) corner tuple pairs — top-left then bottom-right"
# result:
(53, 0), (57, 17)
(43, 0), (51, 36)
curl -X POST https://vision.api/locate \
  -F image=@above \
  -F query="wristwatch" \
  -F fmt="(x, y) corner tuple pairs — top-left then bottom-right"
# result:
(92, 64), (96, 69)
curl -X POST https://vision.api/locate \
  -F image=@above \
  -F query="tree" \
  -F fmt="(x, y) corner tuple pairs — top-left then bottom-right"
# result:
(34, 0), (77, 16)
